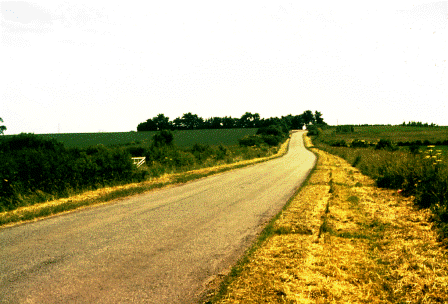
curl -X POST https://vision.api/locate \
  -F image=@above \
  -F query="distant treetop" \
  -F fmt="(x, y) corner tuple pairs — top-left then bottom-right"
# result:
(402, 121), (439, 127)
(136, 111), (326, 132)
(0, 117), (6, 135)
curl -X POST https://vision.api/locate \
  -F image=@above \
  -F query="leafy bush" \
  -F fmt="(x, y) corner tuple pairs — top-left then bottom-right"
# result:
(329, 140), (348, 147)
(238, 135), (264, 147)
(239, 133), (285, 147)
(261, 134), (282, 146)
(0, 134), (145, 211)
(256, 125), (284, 137)
(190, 143), (213, 163)
(351, 139), (368, 148)
(215, 144), (228, 160)
(239, 124), (288, 147)
(375, 139), (397, 151)
(403, 149), (447, 208)
(257, 125), (288, 146)
(127, 146), (146, 157)
(409, 143), (420, 154)
(162, 149), (196, 170)
(306, 125), (322, 136)
(152, 130), (174, 147)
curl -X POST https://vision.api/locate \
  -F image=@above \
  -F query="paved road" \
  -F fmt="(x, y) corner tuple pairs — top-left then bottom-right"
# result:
(0, 131), (316, 303)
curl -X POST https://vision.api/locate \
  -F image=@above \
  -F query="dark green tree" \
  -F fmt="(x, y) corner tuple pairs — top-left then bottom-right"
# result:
(181, 112), (203, 129)
(137, 118), (157, 131)
(281, 115), (293, 130)
(152, 130), (174, 147)
(239, 112), (260, 128)
(153, 114), (171, 130)
(291, 115), (304, 129)
(314, 111), (325, 125)
(172, 117), (184, 130)
(205, 117), (223, 129)
(0, 118), (6, 135)
(301, 110), (315, 125)
(222, 116), (235, 128)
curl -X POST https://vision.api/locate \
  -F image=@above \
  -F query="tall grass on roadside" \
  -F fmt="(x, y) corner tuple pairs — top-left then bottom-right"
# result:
(313, 140), (448, 245)
(407, 148), (448, 242)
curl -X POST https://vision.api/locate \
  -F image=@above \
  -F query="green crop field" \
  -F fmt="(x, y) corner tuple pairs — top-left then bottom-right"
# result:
(321, 125), (448, 145)
(7, 128), (258, 148)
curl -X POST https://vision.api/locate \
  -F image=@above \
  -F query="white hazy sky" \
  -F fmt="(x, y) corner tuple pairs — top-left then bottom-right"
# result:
(1, 1), (447, 134)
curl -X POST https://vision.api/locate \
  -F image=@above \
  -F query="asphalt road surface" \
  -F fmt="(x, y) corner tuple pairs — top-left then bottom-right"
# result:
(0, 131), (316, 303)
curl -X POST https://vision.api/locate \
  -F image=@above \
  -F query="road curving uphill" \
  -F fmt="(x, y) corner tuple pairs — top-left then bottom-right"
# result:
(0, 131), (316, 304)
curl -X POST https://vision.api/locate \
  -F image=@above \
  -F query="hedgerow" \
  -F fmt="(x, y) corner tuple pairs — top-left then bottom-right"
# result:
(238, 124), (289, 147)
(0, 134), (144, 211)
(1, 130), (284, 212)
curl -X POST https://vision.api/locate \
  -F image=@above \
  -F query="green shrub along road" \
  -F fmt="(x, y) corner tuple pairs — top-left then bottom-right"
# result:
(0, 134), (142, 212)
(0, 128), (289, 213)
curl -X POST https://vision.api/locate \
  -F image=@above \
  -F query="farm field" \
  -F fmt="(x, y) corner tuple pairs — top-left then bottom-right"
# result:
(16, 128), (259, 148)
(321, 125), (448, 146)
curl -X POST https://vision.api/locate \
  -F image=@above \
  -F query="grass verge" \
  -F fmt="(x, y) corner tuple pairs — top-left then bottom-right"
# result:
(0, 136), (291, 228)
(209, 135), (448, 303)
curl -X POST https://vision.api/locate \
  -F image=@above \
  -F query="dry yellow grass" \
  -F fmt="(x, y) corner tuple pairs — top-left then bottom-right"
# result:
(217, 135), (448, 303)
(0, 136), (291, 228)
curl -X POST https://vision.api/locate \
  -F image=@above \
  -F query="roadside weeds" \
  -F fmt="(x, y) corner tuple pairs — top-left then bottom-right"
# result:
(211, 136), (448, 303)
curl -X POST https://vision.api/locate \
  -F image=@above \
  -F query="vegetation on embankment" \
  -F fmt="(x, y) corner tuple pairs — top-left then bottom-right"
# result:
(211, 136), (448, 303)
(310, 125), (448, 246)
(0, 128), (292, 227)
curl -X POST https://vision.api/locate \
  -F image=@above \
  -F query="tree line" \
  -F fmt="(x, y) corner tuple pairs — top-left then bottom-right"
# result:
(401, 121), (439, 127)
(137, 110), (326, 131)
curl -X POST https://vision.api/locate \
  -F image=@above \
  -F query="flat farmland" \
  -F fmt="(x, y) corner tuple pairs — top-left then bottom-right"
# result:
(321, 125), (448, 145)
(22, 128), (258, 148)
